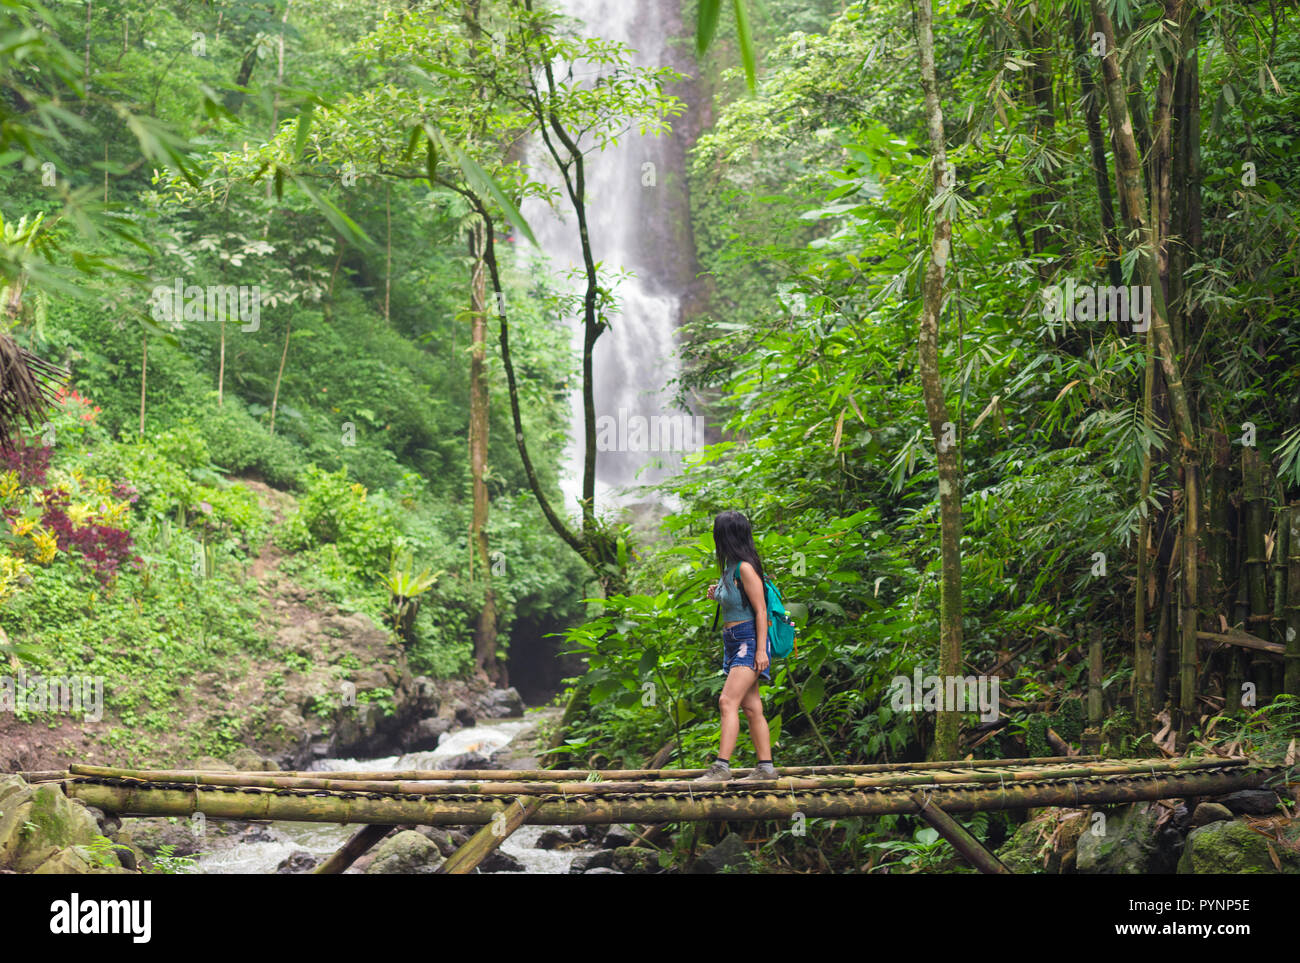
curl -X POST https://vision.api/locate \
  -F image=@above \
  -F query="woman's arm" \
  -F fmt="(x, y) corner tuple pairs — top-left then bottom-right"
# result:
(738, 562), (768, 663)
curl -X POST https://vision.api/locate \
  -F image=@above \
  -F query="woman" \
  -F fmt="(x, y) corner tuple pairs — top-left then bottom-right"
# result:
(694, 510), (778, 782)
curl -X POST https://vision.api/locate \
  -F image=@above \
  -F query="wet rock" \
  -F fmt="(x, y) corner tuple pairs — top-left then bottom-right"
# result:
(228, 748), (281, 772)
(455, 707), (477, 728)
(275, 850), (319, 874)
(584, 867), (623, 874)
(536, 829), (577, 850)
(32, 846), (94, 874)
(83, 805), (121, 838)
(416, 827), (473, 857)
(481, 687), (525, 719)
(237, 823), (278, 844)
(611, 846), (662, 874)
(366, 830), (444, 874)
(439, 751), (501, 771)
(1179, 819), (1300, 874)
(1076, 803), (1177, 874)
(569, 850), (616, 874)
(0, 780), (106, 872)
(1190, 802), (1234, 828)
(412, 676), (441, 714)
(690, 833), (749, 874)
(480, 850), (525, 873)
(1213, 790), (1283, 816)
(114, 817), (204, 858)
(410, 717), (454, 751)
(601, 825), (636, 849)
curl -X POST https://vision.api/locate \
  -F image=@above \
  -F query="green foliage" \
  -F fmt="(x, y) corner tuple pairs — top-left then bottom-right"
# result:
(278, 466), (402, 576)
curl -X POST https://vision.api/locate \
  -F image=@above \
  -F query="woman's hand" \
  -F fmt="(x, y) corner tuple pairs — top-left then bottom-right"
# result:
(706, 584), (717, 600)
(755, 646), (769, 675)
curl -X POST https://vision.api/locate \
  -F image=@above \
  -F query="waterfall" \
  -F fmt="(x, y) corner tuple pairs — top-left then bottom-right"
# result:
(521, 0), (701, 520)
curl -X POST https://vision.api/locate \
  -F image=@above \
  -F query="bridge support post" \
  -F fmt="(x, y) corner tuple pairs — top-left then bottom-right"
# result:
(312, 823), (395, 874)
(910, 793), (1010, 874)
(441, 795), (541, 875)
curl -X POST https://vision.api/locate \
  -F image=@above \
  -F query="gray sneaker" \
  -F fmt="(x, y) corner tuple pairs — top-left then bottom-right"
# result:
(692, 760), (732, 783)
(736, 763), (779, 782)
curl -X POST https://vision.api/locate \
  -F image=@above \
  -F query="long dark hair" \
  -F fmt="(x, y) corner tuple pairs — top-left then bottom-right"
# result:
(714, 510), (766, 586)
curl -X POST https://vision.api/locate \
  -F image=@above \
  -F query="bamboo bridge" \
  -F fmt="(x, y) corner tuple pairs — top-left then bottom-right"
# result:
(21, 754), (1294, 874)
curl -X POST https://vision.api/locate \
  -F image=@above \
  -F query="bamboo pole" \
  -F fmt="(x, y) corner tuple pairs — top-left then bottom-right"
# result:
(16, 770), (69, 781)
(1196, 630), (1284, 655)
(64, 766), (1290, 826)
(312, 824), (394, 875)
(441, 796), (541, 875)
(64, 756), (1104, 784)
(1177, 459), (1201, 743)
(1244, 447), (1272, 704)
(62, 757), (1250, 798)
(911, 793), (1011, 874)
(1286, 505), (1300, 695)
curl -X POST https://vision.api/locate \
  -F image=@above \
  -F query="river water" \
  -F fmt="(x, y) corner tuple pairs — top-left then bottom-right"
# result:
(197, 718), (593, 874)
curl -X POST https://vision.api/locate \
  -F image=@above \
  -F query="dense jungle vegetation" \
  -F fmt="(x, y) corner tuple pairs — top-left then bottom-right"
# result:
(1, 0), (1298, 873)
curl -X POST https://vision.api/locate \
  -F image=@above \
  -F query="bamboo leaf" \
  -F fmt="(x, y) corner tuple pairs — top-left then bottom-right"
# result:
(431, 129), (538, 248)
(732, 0), (756, 93)
(697, 0), (722, 56)
(293, 103), (315, 160)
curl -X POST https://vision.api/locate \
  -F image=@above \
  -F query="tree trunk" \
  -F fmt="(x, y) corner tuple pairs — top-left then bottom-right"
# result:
(269, 315), (292, 436)
(1072, 13), (1121, 286)
(468, 219), (498, 683)
(915, 0), (962, 761)
(138, 332), (147, 439)
(1286, 505), (1300, 695)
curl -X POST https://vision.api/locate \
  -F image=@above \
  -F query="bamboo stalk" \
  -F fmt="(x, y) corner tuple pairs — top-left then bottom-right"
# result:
(312, 823), (394, 875)
(64, 766), (1290, 826)
(1286, 504), (1300, 695)
(441, 796), (540, 875)
(911, 794), (1011, 874)
(63, 757), (1249, 798)
(1244, 447), (1272, 704)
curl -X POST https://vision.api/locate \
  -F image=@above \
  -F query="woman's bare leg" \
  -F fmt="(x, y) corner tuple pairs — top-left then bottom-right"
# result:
(718, 666), (757, 759)
(740, 677), (771, 759)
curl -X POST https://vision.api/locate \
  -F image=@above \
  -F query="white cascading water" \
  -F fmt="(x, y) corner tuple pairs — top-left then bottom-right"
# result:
(521, 0), (698, 519)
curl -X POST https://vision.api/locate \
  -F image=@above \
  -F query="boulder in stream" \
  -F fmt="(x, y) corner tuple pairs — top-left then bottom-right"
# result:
(275, 850), (320, 874)
(366, 830), (444, 874)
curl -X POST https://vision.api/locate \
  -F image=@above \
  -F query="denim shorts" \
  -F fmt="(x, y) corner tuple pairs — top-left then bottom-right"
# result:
(722, 619), (771, 682)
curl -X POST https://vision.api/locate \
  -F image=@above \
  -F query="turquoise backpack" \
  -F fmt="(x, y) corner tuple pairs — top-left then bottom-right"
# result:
(713, 562), (798, 659)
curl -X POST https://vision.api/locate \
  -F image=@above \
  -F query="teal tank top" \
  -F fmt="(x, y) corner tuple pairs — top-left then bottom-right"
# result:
(716, 559), (752, 623)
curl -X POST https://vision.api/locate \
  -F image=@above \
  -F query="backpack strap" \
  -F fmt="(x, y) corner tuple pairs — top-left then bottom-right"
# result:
(735, 563), (752, 610)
